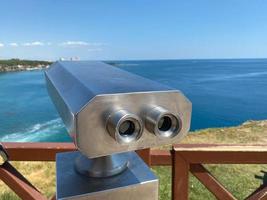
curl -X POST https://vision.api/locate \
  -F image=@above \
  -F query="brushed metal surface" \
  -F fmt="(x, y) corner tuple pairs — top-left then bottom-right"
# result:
(45, 61), (192, 158)
(106, 110), (143, 144)
(56, 151), (158, 200)
(75, 153), (129, 177)
(145, 106), (182, 138)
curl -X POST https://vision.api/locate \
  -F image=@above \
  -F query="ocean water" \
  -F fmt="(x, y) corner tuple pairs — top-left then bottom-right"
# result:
(0, 59), (267, 142)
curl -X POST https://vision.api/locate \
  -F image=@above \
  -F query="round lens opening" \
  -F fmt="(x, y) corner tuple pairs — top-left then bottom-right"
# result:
(119, 120), (136, 137)
(158, 116), (172, 131)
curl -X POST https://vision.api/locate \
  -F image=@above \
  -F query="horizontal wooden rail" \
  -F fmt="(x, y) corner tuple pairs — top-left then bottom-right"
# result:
(2, 142), (76, 161)
(2, 142), (168, 166)
(174, 144), (267, 164)
(172, 144), (267, 200)
(151, 149), (171, 166)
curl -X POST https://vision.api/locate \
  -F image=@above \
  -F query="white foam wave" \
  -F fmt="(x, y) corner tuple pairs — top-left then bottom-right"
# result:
(200, 71), (267, 82)
(116, 63), (139, 66)
(0, 118), (65, 142)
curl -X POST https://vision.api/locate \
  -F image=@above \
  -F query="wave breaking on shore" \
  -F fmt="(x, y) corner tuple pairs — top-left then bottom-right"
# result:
(0, 118), (68, 142)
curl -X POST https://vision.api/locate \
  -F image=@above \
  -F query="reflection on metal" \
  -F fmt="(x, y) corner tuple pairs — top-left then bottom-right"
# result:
(145, 106), (182, 138)
(106, 110), (143, 144)
(45, 61), (192, 200)
(45, 61), (191, 158)
(75, 153), (129, 178)
(56, 151), (158, 200)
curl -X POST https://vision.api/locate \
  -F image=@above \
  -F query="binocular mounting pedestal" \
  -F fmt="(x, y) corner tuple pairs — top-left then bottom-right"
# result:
(56, 151), (158, 200)
(74, 153), (129, 178)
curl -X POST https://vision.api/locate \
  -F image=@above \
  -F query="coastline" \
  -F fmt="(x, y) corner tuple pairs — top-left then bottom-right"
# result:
(0, 64), (49, 72)
(0, 59), (52, 73)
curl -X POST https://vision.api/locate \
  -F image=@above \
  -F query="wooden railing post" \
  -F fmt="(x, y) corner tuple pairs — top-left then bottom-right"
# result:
(172, 148), (189, 200)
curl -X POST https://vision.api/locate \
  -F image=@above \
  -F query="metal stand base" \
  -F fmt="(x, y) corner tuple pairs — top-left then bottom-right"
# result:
(56, 151), (158, 200)
(75, 154), (128, 177)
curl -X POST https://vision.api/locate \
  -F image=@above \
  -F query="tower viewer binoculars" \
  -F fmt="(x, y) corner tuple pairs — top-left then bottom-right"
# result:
(45, 61), (191, 158)
(45, 61), (192, 200)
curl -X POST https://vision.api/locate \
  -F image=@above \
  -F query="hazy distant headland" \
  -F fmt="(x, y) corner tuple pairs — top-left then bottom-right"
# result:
(0, 59), (52, 72)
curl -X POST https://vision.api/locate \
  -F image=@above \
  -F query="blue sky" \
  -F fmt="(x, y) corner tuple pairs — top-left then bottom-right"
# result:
(0, 0), (267, 60)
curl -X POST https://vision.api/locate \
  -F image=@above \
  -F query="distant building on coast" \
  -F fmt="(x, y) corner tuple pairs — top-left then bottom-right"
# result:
(59, 57), (80, 61)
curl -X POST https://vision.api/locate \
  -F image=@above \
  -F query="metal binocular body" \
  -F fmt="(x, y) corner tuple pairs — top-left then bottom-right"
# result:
(45, 61), (192, 200)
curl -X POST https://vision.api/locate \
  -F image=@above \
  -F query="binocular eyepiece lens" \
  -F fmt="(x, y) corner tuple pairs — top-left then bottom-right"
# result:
(157, 114), (180, 138)
(107, 110), (143, 144)
(107, 106), (182, 144)
(145, 106), (182, 138)
(119, 120), (136, 137)
(158, 116), (172, 131)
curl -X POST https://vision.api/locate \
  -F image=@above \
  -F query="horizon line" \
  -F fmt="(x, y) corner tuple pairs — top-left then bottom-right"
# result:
(1, 57), (267, 62)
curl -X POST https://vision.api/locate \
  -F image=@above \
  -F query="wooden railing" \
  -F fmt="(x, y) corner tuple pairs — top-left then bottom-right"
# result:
(0, 143), (267, 200)
(171, 144), (267, 200)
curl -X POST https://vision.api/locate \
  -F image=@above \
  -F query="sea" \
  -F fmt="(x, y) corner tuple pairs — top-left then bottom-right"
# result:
(0, 59), (267, 142)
